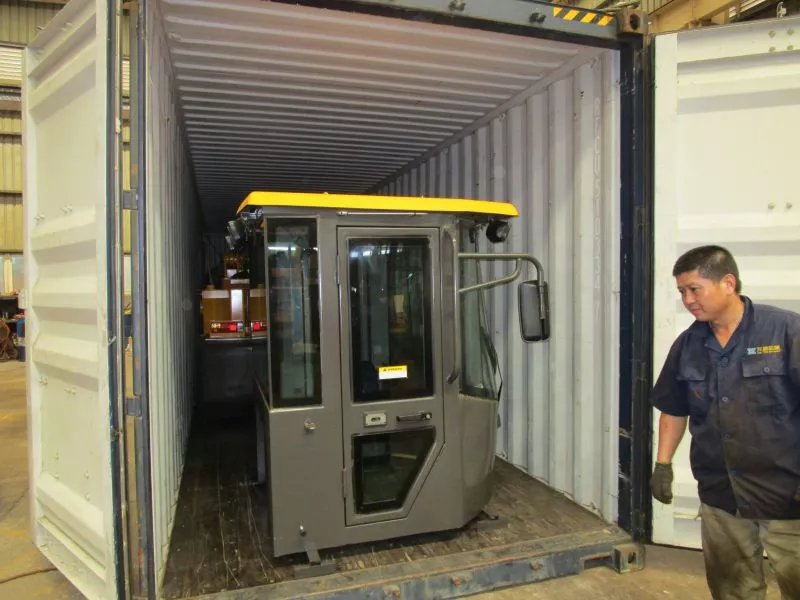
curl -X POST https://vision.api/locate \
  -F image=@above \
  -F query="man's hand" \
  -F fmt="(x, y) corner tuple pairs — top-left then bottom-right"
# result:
(651, 413), (687, 505)
(651, 462), (674, 504)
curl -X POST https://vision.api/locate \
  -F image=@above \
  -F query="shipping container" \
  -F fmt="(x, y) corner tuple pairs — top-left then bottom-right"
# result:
(20, 0), (800, 599)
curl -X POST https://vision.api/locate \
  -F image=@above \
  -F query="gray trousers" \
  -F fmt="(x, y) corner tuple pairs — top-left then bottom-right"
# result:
(701, 503), (800, 600)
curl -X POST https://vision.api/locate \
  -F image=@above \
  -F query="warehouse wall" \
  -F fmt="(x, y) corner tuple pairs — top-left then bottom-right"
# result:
(0, 104), (130, 254)
(0, 110), (22, 251)
(378, 51), (621, 522)
(0, 194), (22, 252)
(0, 0), (64, 44)
(1, 1), (132, 256)
(0, 0), (66, 253)
(146, 1), (200, 585)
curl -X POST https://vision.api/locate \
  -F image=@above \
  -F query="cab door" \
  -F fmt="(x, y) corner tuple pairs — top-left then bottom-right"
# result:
(338, 228), (445, 527)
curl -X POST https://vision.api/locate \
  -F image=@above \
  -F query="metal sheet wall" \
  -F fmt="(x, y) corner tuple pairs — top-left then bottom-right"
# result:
(641, 0), (673, 15)
(0, 110), (127, 254)
(0, 44), (22, 86)
(379, 51), (621, 522)
(0, 133), (21, 190)
(0, 110), (22, 251)
(146, 2), (200, 585)
(0, 0), (64, 44)
(0, 193), (22, 250)
(0, 110), (21, 134)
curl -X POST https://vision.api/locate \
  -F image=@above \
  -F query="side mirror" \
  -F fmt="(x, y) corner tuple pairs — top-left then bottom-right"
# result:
(518, 280), (550, 342)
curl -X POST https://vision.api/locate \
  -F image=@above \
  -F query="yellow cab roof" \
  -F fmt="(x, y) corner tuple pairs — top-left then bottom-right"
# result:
(237, 191), (518, 218)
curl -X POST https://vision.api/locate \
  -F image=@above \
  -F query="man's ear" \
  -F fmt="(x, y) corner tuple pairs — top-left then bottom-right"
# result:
(721, 273), (737, 294)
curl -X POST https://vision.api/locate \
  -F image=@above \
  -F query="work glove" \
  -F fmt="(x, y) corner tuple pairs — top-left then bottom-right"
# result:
(651, 462), (674, 505)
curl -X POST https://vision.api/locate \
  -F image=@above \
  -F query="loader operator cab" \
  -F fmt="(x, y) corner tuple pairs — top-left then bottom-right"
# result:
(230, 191), (550, 570)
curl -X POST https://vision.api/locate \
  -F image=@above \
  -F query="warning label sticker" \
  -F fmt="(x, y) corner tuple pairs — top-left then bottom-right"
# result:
(378, 365), (408, 380)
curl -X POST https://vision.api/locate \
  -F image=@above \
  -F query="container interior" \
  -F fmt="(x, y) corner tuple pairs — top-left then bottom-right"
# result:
(142, 0), (624, 591)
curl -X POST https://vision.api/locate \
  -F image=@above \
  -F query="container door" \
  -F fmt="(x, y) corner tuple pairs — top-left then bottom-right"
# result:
(338, 228), (445, 527)
(23, 0), (122, 597)
(651, 16), (800, 549)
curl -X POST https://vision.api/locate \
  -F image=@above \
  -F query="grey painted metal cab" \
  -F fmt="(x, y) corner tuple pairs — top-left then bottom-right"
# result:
(231, 191), (550, 564)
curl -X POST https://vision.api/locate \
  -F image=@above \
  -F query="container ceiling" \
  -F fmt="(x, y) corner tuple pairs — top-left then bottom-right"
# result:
(159, 0), (599, 225)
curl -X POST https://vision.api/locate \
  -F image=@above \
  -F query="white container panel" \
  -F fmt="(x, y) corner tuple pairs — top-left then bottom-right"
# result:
(22, 0), (120, 597)
(652, 16), (800, 550)
(146, 3), (199, 585)
(378, 51), (621, 522)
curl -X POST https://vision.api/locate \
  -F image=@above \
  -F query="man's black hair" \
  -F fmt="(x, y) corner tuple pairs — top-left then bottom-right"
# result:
(672, 245), (742, 293)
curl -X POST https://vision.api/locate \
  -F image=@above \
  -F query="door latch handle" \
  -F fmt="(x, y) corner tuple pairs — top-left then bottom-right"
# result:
(396, 411), (432, 423)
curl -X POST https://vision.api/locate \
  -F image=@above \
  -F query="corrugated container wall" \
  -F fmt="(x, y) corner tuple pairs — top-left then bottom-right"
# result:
(0, 111), (22, 251)
(145, 1), (200, 584)
(378, 51), (621, 522)
(0, 0), (63, 44)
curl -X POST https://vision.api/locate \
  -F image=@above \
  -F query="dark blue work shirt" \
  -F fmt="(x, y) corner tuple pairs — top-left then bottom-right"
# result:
(650, 296), (800, 519)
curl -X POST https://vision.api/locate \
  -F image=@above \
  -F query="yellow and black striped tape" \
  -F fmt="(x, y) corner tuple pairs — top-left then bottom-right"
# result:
(552, 6), (614, 26)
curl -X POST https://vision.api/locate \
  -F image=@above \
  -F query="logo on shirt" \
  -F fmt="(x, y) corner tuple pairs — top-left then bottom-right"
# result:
(745, 345), (781, 356)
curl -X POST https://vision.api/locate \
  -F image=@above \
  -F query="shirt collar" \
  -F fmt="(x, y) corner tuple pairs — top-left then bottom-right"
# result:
(686, 295), (753, 344)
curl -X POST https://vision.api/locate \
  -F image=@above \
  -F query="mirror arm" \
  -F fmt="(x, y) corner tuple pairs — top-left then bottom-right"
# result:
(458, 253), (545, 295)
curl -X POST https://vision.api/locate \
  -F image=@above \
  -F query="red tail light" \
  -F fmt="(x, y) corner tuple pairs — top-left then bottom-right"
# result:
(211, 321), (244, 334)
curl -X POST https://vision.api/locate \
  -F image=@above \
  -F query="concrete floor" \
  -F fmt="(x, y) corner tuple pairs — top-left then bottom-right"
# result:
(0, 360), (780, 600)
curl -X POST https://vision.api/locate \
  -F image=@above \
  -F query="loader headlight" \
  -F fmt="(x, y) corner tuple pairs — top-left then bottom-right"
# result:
(227, 220), (245, 246)
(486, 220), (510, 244)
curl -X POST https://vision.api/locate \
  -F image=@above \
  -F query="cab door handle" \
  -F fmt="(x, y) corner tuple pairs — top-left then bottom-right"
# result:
(396, 411), (432, 423)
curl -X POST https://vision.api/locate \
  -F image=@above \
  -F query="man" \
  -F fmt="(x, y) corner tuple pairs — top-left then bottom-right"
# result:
(650, 245), (800, 600)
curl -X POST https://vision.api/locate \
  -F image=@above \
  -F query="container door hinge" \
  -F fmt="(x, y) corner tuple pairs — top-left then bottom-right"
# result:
(125, 394), (143, 417)
(123, 190), (138, 211)
(635, 359), (649, 384)
(632, 510), (647, 538)
(635, 206), (646, 231)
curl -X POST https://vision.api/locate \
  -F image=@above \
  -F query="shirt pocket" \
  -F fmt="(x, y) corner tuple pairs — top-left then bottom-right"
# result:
(741, 353), (786, 379)
(677, 364), (709, 418)
(741, 354), (791, 438)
